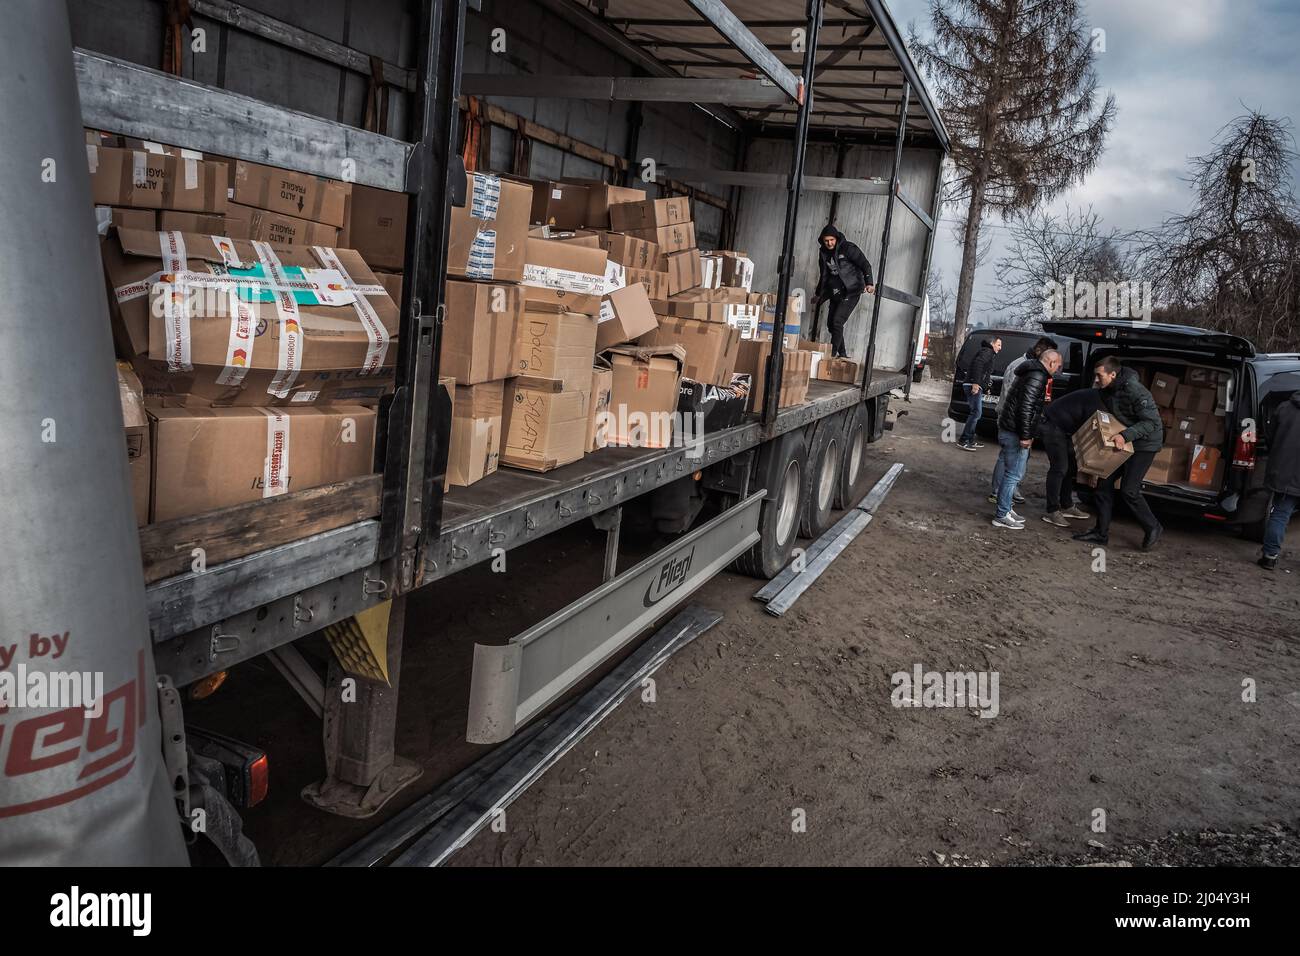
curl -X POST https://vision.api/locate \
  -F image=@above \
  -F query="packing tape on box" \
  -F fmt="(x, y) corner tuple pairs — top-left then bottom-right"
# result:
(254, 241), (304, 399)
(158, 231), (193, 372)
(131, 150), (148, 188)
(260, 409), (291, 497)
(465, 174), (501, 279)
(311, 245), (390, 373)
(85, 144), (99, 174)
(184, 157), (198, 191)
(214, 287), (256, 387)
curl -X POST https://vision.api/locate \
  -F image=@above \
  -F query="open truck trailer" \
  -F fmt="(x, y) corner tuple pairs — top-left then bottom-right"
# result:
(1, 0), (947, 863)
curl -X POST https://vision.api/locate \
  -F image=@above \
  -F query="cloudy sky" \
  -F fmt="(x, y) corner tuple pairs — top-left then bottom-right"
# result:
(887, 0), (1300, 328)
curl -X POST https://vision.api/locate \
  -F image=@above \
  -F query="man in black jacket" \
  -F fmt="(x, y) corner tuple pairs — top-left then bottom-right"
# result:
(1072, 357), (1165, 549)
(992, 349), (1062, 529)
(1039, 386), (1102, 526)
(959, 336), (1002, 450)
(1260, 392), (1300, 569)
(813, 225), (875, 358)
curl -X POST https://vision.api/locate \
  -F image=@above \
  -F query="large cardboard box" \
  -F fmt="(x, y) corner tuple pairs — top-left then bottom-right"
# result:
(1072, 410), (1133, 479)
(1147, 446), (1190, 484)
(626, 220), (695, 254)
(609, 196), (691, 232)
(148, 405), (376, 522)
(665, 249), (703, 296)
(570, 182), (647, 229)
(587, 363), (614, 452)
(624, 267), (669, 301)
(448, 380), (504, 487)
(224, 202), (340, 248)
(86, 145), (167, 209)
(1150, 371), (1179, 407)
(103, 229), (399, 405)
(515, 305), (598, 390)
(97, 206), (158, 233)
(597, 282), (659, 351)
(447, 172), (532, 282)
(231, 159), (348, 227)
(343, 183), (408, 271)
(1204, 412), (1227, 446)
(521, 237), (609, 314)
(1188, 444), (1223, 488)
(118, 362), (151, 526)
(501, 380), (589, 472)
(442, 279), (522, 385)
(639, 316), (740, 387)
(1174, 384), (1216, 414)
(511, 178), (589, 230)
(816, 357), (860, 384)
(719, 252), (755, 291)
(159, 210), (250, 239)
(599, 232), (660, 270)
(1172, 411), (1209, 446)
(605, 346), (686, 449)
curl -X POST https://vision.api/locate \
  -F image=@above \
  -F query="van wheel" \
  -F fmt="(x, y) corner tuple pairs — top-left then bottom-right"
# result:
(800, 415), (844, 538)
(732, 430), (809, 579)
(835, 403), (872, 510)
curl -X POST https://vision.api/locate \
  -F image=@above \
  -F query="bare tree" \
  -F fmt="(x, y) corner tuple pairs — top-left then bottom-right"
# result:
(994, 205), (1140, 327)
(911, 0), (1116, 349)
(1139, 110), (1300, 351)
(926, 269), (954, 334)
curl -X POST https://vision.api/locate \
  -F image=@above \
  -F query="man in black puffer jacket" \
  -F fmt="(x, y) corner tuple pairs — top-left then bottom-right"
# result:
(959, 336), (1001, 450)
(991, 348), (1062, 529)
(813, 224), (875, 358)
(1073, 356), (1164, 550)
(1259, 391), (1300, 569)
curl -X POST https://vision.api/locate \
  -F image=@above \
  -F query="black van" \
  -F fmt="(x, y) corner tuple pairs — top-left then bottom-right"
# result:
(952, 320), (1300, 537)
(948, 326), (1087, 431)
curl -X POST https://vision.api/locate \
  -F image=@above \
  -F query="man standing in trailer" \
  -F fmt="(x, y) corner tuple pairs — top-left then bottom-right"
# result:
(813, 225), (876, 359)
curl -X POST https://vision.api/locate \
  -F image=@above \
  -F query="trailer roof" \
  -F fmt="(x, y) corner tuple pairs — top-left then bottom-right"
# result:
(567, 0), (949, 149)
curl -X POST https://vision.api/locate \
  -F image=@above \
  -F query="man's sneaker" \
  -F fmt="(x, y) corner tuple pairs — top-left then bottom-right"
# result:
(1061, 505), (1090, 520)
(1258, 554), (1278, 570)
(1043, 511), (1070, 527)
(1012, 491), (1026, 504)
(970, 440), (985, 449)
(1008, 509), (1026, 523)
(959, 441), (978, 452)
(992, 514), (1024, 530)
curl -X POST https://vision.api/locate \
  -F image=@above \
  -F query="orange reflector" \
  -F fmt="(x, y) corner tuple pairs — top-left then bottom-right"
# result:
(693, 471), (703, 481)
(248, 754), (270, 807)
(189, 670), (228, 700)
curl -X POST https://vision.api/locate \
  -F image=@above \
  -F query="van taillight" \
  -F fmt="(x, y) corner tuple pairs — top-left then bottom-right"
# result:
(1232, 432), (1256, 469)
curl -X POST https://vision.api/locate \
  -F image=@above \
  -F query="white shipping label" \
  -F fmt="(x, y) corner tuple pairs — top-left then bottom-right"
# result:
(298, 268), (355, 306)
(552, 188), (563, 200)
(291, 391), (321, 403)
(522, 264), (606, 296)
(604, 261), (627, 295)
(598, 299), (617, 324)
(262, 410), (291, 498)
(184, 157), (198, 191)
(132, 150), (148, 188)
(86, 144), (99, 174)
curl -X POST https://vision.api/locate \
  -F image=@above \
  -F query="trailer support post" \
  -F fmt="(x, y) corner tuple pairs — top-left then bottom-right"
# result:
(862, 80), (910, 398)
(763, 0), (824, 425)
(904, 156), (944, 399)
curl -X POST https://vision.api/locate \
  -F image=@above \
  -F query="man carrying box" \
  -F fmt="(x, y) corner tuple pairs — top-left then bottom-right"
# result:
(1073, 357), (1165, 550)
(1259, 391), (1300, 570)
(813, 225), (875, 359)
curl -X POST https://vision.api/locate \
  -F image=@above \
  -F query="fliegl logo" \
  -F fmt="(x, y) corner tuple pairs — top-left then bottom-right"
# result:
(644, 547), (695, 607)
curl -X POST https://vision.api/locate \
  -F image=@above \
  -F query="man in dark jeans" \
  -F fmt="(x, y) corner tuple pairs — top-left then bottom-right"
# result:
(1038, 386), (1102, 526)
(1073, 357), (1165, 550)
(1260, 391), (1300, 569)
(959, 336), (1001, 450)
(813, 224), (875, 358)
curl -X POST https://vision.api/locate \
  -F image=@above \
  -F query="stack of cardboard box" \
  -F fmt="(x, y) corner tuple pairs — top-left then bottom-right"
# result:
(1147, 365), (1229, 488)
(90, 132), (397, 525)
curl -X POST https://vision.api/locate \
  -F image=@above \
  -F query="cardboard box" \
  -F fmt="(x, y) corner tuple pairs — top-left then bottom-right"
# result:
(447, 173), (533, 282)
(161, 156), (230, 214)
(700, 254), (723, 290)
(719, 253), (755, 291)
(1203, 413), (1227, 447)
(609, 196), (691, 232)
(1188, 444), (1223, 488)
(678, 378), (747, 434)
(1174, 384), (1216, 414)
(597, 282), (660, 351)
(1173, 412), (1210, 443)
(511, 178), (589, 230)
(442, 279), (522, 385)
(605, 346), (686, 449)
(627, 220), (695, 254)
(816, 357), (860, 384)
(375, 271), (403, 303)
(1150, 372), (1179, 407)
(501, 380), (589, 472)
(343, 184), (408, 271)
(623, 267), (669, 301)
(1186, 366), (1227, 387)
(521, 237), (609, 314)
(1072, 410), (1133, 479)
(224, 202), (340, 247)
(231, 159), (348, 227)
(103, 229), (399, 405)
(159, 210), (250, 239)
(1158, 405), (1177, 428)
(118, 362), (151, 526)
(600, 232), (660, 270)
(572, 183), (647, 229)
(86, 145), (167, 209)
(148, 405), (376, 522)
(1146, 446), (1189, 484)
(639, 316), (741, 387)
(735, 341), (812, 410)
(515, 305), (598, 390)
(666, 249), (703, 296)
(448, 380), (504, 487)
(587, 363), (613, 452)
(96, 206), (158, 233)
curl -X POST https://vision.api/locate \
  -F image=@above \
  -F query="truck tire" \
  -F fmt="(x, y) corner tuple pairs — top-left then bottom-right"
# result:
(800, 413), (845, 538)
(732, 429), (809, 579)
(835, 402), (872, 510)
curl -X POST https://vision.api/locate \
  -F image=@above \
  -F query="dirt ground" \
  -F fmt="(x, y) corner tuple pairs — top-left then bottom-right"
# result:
(193, 380), (1300, 866)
